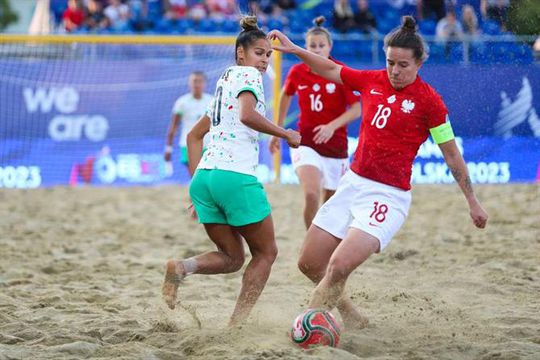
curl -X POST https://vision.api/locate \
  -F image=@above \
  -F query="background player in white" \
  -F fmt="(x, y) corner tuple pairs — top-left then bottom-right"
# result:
(269, 17), (488, 329)
(164, 71), (212, 173)
(162, 16), (301, 326)
(269, 16), (361, 229)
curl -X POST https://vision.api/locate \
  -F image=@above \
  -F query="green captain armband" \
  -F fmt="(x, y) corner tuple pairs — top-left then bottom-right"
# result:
(429, 121), (455, 144)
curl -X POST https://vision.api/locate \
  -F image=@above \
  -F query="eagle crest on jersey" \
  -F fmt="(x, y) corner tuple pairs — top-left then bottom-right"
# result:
(401, 99), (415, 113)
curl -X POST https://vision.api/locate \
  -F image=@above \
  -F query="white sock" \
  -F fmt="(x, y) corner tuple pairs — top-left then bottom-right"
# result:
(181, 258), (198, 276)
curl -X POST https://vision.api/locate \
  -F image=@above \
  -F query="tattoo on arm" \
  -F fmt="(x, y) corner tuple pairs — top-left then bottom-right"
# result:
(449, 165), (474, 195)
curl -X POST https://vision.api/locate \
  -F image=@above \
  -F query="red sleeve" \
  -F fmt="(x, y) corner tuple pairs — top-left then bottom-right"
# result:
(340, 66), (372, 94)
(426, 88), (448, 128)
(283, 66), (297, 96)
(343, 84), (361, 106)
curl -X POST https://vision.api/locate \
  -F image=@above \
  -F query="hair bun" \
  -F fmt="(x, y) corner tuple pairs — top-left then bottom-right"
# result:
(401, 16), (417, 33)
(313, 16), (326, 27)
(240, 15), (259, 32)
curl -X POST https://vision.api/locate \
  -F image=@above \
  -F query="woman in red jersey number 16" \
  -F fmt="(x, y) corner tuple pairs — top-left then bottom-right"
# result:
(268, 16), (488, 329)
(269, 16), (361, 230)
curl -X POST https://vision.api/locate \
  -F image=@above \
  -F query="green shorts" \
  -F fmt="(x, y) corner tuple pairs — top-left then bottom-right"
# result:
(180, 147), (189, 165)
(189, 169), (271, 226)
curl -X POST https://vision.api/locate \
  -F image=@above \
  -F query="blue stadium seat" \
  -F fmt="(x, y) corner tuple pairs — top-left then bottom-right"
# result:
(221, 19), (238, 33)
(427, 43), (446, 63)
(195, 18), (217, 33)
(267, 18), (285, 32)
(482, 21), (501, 35)
(470, 42), (489, 64)
(174, 18), (193, 34)
(155, 18), (173, 33)
(289, 18), (306, 34)
(419, 20), (437, 35)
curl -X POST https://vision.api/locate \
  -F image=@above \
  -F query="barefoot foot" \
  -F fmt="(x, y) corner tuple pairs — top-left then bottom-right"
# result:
(162, 260), (185, 310)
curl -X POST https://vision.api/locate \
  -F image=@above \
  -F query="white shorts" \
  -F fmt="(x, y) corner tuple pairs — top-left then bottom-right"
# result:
(312, 170), (411, 251)
(290, 146), (349, 191)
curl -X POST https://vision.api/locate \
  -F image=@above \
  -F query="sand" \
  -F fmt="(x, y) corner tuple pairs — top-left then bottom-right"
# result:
(0, 183), (539, 360)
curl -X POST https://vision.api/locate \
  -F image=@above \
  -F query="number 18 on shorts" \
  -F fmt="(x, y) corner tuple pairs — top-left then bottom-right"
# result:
(312, 170), (412, 251)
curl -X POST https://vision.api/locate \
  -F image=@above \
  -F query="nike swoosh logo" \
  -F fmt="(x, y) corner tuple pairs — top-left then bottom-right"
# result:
(370, 89), (383, 95)
(368, 222), (379, 227)
(298, 85), (308, 90)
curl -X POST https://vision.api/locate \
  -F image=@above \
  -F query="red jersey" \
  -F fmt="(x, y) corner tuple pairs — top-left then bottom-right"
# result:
(340, 67), (448, 190)
(284, 60), (361, 158)
(63, 8), (85, 31)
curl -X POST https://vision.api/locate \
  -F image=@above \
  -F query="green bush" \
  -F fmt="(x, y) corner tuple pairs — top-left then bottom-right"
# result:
(0, 0), (18, 31)
(508, 0), (540, 35)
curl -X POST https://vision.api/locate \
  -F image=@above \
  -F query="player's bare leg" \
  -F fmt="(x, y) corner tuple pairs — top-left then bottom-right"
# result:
(162, 224), (244, 310)
(299, 226), (372, 329)
(296, 165), (322, 229)
(322, 189), (335, 203)
(229, 215), (277, 326)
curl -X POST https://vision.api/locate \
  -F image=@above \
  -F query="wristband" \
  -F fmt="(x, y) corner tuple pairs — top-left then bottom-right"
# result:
(164, 145), (173, 153)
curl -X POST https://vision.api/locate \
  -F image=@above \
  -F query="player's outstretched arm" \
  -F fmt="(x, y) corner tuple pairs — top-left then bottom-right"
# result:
(238, 91), (301, 148)
(439, 140), (488, 229)
(313, 102), (362, 144)
(186, 114), (210, 175)
(269, 88), (293, 154)
(164, 114), (181, 161)
(268, 30), (343, 85)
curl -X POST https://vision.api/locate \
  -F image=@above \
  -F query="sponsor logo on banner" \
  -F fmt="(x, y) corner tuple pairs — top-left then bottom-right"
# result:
(91, 149), (167, 184)
(412, 137), (511, 184)
(494, 77), (540, 138)
(23, 86), (110, 142)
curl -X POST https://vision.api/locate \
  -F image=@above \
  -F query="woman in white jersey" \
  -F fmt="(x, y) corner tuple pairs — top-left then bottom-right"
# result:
(162, 16), (301, 326)
(164, 71), (213, 167)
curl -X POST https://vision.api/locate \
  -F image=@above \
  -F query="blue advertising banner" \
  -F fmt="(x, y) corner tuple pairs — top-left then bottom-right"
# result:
(1, 59), (539, 188)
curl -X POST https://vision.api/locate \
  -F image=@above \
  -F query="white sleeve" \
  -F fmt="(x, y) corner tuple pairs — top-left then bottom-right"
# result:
(233, 67), (263, 103)
(172, 97), (184, 115)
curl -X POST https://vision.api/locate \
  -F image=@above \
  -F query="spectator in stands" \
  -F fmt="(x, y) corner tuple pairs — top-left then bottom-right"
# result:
(128, 0), (151, 31)
(417, 0), (446, 21)
(63, 0), (85, 32)
(333, 0), (355, 33)
(104, 0), (130, 31)
(164, 0), (188, 20)
(189, 1), (208, 22)
(206, 0), (236, 20)
(481, 0), (509, 30)
(436, 10), (463, 59)
(354, 0), (377, 34)
(436, 10), (463, 42)
(461, 4), (479, 37)
(85, 0), (109, 31)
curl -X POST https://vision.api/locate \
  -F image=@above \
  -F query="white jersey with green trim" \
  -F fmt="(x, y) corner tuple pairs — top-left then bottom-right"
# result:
(198, 66), (266, 176)
(172, 93), (213, 147)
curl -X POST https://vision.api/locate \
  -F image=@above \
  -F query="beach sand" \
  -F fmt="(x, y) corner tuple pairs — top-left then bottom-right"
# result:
(0, 184), (539, 359)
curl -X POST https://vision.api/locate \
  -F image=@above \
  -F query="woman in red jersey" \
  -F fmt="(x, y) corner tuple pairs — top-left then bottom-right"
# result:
(269, 16), (489, 329)
(269, 17), (361, 229)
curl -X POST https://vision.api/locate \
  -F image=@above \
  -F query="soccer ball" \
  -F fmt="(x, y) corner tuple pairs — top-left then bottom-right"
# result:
(290, 309), (341, 348)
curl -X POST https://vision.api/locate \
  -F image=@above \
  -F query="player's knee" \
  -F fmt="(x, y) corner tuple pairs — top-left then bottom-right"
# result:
(228, 254), (245, 272)
(254, 243), (278, 265)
